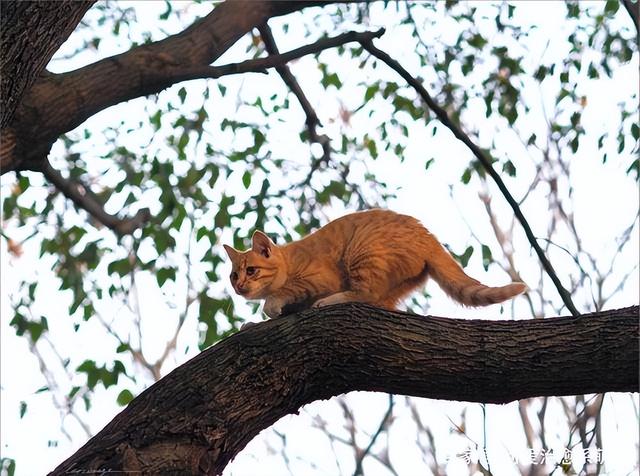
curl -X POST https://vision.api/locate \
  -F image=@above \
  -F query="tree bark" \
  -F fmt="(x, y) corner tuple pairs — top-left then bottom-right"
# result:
(50, 304), (639, 476)
(0, 0), (95, 129)
(0, 0), (334, 173)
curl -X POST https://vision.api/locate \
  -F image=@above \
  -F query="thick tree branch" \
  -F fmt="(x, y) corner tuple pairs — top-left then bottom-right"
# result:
(2, 0), (341, 173)
(359, 39), (580, 317)
(51, 304), (638, 475)
(43, 161), (150, 236)
(258, 23), (332, 170)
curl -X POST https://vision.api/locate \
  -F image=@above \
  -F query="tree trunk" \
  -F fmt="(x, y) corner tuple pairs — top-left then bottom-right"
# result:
(50, 304), (639, 475)
(0, 0), (95, 129)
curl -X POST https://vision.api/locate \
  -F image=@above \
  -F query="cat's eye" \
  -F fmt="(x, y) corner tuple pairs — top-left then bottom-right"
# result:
(246, 266), (257, 276)
(230, 272), (238, 281)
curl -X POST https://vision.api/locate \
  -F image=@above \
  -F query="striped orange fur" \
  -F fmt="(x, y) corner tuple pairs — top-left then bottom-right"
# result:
(223, 209), (526, 318)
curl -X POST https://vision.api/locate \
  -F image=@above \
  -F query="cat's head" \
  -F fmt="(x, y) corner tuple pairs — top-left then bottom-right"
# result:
(223, 231), (286, 299)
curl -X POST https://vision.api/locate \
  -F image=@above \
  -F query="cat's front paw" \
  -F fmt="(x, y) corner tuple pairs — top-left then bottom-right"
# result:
(313, 295), (338, 308)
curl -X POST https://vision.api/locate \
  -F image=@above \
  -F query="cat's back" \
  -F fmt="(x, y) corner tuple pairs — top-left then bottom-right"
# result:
(316, 209), (423, 244)
(288, 209), (424, 254)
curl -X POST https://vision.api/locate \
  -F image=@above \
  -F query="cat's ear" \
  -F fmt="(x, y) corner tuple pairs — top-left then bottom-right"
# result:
(251, 231), (274, 258)
(223, 244), (239, 262)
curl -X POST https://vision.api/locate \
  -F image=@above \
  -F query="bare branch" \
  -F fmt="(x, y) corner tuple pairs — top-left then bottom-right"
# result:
(258, 23), (332, 169)
(358, 38), (580, 317)
(353, 394), (394, 476)
(42, 161), (150, 236)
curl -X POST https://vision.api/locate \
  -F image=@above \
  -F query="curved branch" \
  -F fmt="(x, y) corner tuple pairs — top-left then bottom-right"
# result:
(358, 39), (580, 317)
(43, 161), (150, 236)
(2, 0), (341, 173)
(50, 304), (638, 475)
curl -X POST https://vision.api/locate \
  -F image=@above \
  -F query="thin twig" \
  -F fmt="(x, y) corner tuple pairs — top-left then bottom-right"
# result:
(43, 160), (150, 236)
(358, 38), (580, 316)
(353, 394), (394, 476)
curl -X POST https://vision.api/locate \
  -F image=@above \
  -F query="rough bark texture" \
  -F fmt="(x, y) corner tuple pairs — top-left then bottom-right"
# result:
(0, 0), (95, 129)
(50, 304), (639, 476)
(1, 0), (333, 173)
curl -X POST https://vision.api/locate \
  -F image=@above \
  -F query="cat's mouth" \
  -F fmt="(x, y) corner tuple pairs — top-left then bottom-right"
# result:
(236, 286), (262, 299)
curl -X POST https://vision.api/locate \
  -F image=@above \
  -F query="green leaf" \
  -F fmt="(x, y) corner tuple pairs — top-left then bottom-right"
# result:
(117, 389), (134, 406)
(461, 168), (472, 184)
(533, 65), (548, 82)
(448, 245), (474, 268)
(196, 226), (209, 242)
(10, 313), (48, 343)
(364, 84), (378, 101)
(83, 303), (94, 322)
(107, 258), (131, 277)
(604, 0), (619, 15)
(157, 267), (176, 287)
(77, 360), (99, 389)
(69, 386), (81, 400)
(365, 138), (378, 159)
(1, 458), (16, 476)
(242, 171), (252, 189)
(19, 401), (27, 419)
(177, 87), (187, 104)
(150, 110), (162, 130)
(556, 88), (570, 105)
(159, 0), (172, 20)
(116, 343), (131, 353)
(453, 246), (474, 268)
(481, 245), (493, 271)
(424, 158), (435, 170)
(626, 159), (639, 179)
(502, 160), (516, 177)
(467, 33), (488, 49)
(321, 71), (342, 90)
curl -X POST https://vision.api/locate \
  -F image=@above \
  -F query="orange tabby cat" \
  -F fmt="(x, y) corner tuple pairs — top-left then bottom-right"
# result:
(223, 209), (526, 318)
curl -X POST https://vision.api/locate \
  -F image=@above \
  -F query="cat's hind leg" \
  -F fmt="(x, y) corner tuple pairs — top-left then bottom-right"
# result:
(314, 292), (398, 310)
(313, 290), (379, 308)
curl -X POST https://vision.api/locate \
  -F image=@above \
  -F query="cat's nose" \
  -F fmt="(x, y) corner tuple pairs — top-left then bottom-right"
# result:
(236, 284), (248, 295)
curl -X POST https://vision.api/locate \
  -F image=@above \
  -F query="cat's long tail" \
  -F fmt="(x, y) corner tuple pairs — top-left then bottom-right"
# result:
(423, 235), (527, 306)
